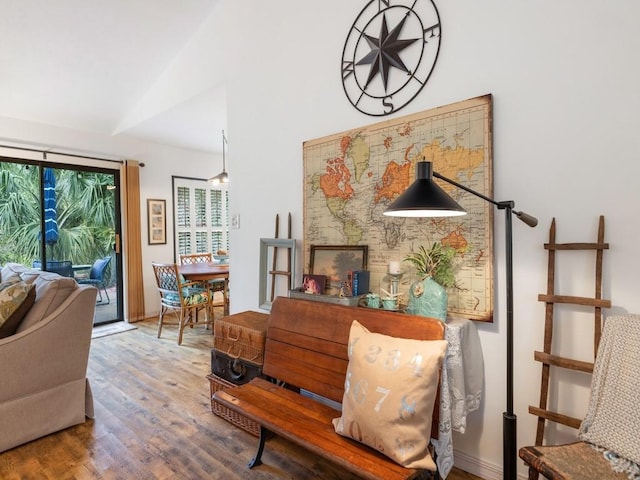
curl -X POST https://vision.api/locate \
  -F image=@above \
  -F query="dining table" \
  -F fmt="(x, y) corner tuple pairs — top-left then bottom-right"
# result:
(179, 262), (229, 316)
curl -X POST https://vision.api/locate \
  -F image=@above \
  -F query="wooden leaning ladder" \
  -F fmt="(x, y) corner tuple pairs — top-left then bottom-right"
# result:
(529, 215), (611, 446)
(269, 213), (293, 302)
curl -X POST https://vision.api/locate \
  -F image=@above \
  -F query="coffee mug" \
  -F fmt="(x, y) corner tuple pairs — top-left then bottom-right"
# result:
(382, 297), (397, 310)
(366, 293), (381, 309)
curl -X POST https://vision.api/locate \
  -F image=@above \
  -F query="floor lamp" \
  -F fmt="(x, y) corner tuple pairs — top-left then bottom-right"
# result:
(384, 161), (537, 480)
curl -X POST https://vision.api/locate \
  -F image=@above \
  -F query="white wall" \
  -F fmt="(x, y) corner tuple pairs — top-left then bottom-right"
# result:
(218, 1), (640, 478)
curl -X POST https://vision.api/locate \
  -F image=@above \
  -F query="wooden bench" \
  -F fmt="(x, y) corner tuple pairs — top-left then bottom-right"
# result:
(213, 296), (445, 480)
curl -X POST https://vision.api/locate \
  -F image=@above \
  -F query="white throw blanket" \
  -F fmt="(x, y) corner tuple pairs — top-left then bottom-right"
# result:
(579, 314), (640, 478)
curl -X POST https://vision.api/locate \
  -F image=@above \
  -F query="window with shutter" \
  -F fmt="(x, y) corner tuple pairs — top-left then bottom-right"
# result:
(173, 177), (229, 259)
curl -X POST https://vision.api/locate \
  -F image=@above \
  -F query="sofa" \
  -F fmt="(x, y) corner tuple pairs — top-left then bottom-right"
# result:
(0, 263), (97, 453)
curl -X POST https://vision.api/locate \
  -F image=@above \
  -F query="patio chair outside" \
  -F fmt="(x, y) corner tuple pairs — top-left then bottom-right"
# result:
(77, 256), (112, 304)
(32, 260), (74, 278)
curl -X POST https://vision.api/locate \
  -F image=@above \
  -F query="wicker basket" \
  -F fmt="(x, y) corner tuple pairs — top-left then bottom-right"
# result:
(207, 373), (260, 437)
(213, 311), (268, 366)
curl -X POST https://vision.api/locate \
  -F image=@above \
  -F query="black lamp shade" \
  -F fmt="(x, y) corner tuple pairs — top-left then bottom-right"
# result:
(383, 162), (467, 217)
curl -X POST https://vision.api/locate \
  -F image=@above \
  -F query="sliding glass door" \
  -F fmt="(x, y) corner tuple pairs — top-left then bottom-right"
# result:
(0, 158), (123, 326)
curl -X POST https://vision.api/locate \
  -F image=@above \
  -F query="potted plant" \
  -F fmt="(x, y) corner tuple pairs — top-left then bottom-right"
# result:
(403, 242), (459, 321)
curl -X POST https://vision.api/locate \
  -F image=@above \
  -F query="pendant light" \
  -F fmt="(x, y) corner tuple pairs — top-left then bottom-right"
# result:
(209, 130), (229, 185)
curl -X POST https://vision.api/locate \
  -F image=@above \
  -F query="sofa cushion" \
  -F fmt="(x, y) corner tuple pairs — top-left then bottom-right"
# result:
(20, 269), (42, 284)
(17, 272), (78, 333)
(1, 263), (28, 283)
(332, 320), (448, 470)
(0, 282), (36, 338)
(0, 264), (41, 285)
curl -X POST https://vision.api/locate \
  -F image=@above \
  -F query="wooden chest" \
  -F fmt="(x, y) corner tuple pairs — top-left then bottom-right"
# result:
(213, 311), (268, 366)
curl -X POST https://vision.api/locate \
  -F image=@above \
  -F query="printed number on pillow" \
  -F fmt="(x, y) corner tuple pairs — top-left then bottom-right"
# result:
(332, 320), (447, 470)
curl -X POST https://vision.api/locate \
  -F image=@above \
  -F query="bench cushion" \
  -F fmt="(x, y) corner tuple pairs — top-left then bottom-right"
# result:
(332, 320), (447, 470)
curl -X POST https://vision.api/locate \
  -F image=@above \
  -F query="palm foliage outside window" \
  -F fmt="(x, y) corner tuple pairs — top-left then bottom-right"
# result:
(0, 161), (116, 267)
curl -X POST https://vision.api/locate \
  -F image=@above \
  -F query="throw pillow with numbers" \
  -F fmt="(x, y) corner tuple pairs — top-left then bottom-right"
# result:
(332, 320), (447, 470)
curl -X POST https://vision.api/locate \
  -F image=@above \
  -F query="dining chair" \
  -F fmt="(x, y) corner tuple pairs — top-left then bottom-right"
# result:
(76, 256), (111, 304)
(151, 262), (211, 345)
(179, 252), (229, 318)
(179, 253), (213, 264)
(519, 314), (640, 480)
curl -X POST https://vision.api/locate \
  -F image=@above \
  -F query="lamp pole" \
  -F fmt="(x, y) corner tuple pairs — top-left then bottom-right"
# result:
(384, 161), (536, 478)
(432, 172), (535, 480)
(499, 201), (517, 480)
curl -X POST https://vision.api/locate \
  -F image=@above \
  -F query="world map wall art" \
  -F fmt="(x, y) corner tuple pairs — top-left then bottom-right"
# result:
(303, 94), (494, 321)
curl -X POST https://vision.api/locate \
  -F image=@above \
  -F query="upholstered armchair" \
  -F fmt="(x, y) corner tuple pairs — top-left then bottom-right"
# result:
(0, 266), (97, 452)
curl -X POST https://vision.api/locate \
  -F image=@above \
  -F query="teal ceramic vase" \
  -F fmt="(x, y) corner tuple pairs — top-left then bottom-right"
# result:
(405, 276), (448, 321)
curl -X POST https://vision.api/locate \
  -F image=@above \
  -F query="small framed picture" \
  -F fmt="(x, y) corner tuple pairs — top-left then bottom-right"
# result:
(147, 199), (166, 245)
(302, 274), (327, 295)
(310, 245), (368, 293)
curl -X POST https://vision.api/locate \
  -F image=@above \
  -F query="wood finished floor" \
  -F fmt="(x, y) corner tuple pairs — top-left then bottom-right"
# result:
(0, 318), (485, 480)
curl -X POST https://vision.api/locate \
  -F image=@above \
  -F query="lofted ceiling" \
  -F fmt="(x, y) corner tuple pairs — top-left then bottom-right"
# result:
(0, 0), (226, 154)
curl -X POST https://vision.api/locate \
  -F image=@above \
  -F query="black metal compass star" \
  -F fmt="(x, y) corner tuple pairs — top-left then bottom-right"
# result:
(341, 0), (441, 116)
(356, 13), (419, 93)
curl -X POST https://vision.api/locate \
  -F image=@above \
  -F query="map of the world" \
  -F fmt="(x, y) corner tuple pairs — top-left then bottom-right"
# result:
(303, 95), (494, 321)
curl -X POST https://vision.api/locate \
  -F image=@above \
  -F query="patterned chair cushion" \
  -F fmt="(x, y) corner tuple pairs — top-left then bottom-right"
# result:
(163, 288), (208, 307)
(162, 293), (182, 307)
(182, 288), (208, 306)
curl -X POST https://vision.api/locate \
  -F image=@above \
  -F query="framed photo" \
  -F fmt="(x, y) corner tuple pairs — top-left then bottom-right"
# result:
(301, 274), (327, 295)
(147, 199), (166, 245)
(310, 245), (368, 293)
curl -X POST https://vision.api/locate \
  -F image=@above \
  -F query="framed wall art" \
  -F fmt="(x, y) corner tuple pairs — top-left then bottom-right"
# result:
(303, 94), (494, 321)
(309, 245), (368, 294)
(147, 199), (166, 245)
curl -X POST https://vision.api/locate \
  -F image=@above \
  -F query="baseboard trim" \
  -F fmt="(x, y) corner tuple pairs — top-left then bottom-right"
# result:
(453, 450), (528, 480)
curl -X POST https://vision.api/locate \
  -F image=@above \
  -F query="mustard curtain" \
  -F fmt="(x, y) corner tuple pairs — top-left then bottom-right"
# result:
(122, 160), (145, 322)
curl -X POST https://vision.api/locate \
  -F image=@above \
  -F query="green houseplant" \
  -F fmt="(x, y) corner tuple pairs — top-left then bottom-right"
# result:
(403, 242), (459, 321)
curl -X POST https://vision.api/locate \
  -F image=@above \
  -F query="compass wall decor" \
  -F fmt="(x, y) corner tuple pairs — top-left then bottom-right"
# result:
(341, 0), (442, 116)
